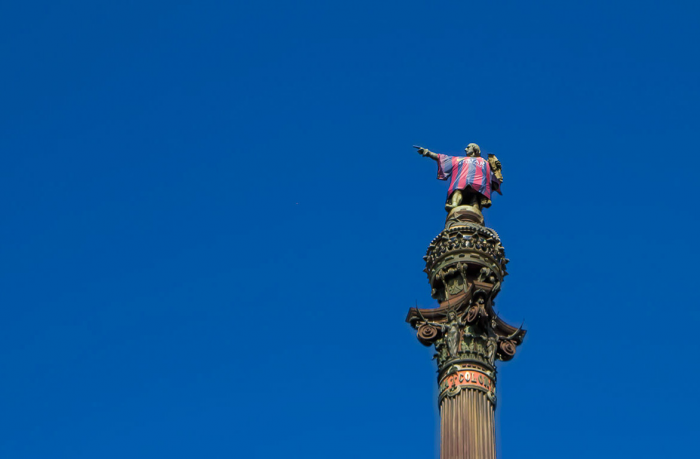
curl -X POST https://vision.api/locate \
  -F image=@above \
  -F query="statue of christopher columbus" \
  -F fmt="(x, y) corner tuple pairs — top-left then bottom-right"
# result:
(415, 143), (503, 212)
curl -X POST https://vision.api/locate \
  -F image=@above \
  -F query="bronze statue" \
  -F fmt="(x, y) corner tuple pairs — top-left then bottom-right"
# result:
(419, 310), (466, 357)
(414, 144), (503, 212)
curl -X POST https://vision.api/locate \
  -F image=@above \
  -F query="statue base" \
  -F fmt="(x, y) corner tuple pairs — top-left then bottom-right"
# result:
(445, 205), (484, 228)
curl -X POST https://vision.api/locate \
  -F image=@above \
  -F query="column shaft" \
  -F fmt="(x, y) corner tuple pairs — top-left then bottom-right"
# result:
(440, 389), (495, 459)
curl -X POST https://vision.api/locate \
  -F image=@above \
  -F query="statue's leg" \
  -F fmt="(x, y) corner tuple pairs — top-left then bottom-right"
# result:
(445, 190), (463, 211)
(451, 190), (463, 207)
(465, 190), (483, 210)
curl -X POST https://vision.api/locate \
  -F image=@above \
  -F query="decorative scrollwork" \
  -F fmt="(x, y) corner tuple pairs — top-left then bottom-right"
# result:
(417, 324), (441, 346)
(424, 223), (508, 301)
(498, 340), (517, 361)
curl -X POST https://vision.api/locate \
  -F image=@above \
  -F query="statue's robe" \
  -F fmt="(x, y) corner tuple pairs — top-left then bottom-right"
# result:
(436, 154), (502, 200)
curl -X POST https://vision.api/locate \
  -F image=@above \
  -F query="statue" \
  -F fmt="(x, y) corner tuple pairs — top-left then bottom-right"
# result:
(414, 144), (503, 212)
(420, 310), (466, 357)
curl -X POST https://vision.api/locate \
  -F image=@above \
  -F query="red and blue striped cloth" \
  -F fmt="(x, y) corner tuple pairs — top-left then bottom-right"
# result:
(437, 154), (502, 199)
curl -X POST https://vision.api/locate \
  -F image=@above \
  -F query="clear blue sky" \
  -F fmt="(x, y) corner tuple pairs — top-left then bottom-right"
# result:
(1, 1), (699, 458)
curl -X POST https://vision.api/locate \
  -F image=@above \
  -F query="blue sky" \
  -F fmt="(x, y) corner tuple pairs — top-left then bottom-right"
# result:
(1, 1), (699, 458)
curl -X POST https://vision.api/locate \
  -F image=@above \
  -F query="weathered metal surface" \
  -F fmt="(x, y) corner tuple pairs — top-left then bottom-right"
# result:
(440, 389), (496, 459)
(408, 145), (525, 458)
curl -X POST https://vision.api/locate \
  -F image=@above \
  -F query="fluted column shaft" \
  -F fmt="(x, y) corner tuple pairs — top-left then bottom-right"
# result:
(437, 361), (497, 459)
(440, 388), (495, 459)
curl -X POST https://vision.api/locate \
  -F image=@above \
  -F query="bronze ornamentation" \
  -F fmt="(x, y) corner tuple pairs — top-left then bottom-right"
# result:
(407, 143), (524, 458)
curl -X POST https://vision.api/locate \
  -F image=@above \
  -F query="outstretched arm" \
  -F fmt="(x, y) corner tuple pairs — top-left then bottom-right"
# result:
(414, 145), (438, 161)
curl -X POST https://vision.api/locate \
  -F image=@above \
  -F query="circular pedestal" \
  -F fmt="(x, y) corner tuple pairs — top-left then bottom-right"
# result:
(446, 205), (484, 228)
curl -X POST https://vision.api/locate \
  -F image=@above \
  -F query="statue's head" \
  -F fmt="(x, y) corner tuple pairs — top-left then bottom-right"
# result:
(465, 143), (481, 157)
(447, 311), (456, 321)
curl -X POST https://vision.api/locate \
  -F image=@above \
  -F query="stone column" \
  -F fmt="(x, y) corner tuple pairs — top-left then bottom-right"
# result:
(440, 383), (495, 459)
(407, 205), (525, 459)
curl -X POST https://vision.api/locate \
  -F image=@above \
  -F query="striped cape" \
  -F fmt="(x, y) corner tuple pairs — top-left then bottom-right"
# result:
(437, 154), (502, 200)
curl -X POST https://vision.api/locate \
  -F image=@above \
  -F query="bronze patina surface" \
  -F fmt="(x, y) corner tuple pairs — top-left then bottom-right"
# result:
(408, 144), (524, 459)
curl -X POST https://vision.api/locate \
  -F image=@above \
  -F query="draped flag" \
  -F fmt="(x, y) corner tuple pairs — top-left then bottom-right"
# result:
(436, 154), (502, 200)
